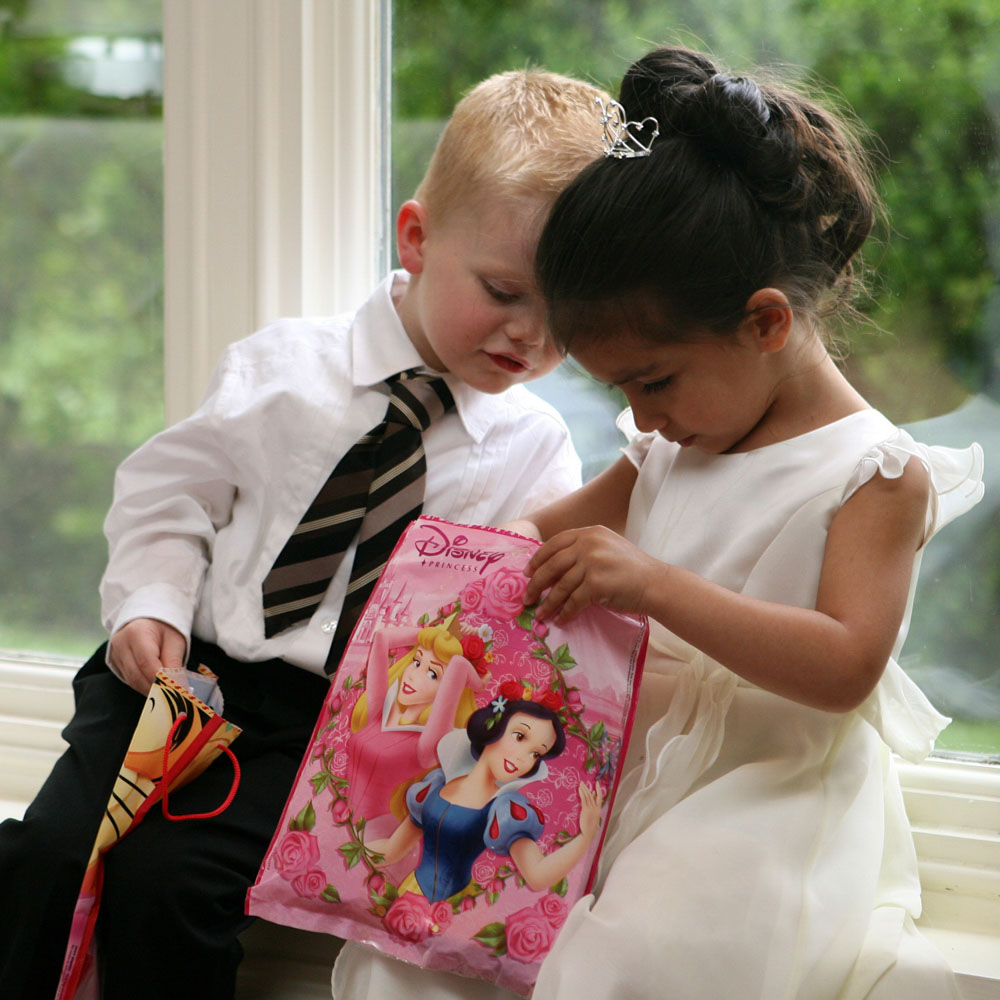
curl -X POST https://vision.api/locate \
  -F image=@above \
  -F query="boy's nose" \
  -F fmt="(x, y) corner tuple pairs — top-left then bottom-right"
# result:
(505, 306), (545, 349)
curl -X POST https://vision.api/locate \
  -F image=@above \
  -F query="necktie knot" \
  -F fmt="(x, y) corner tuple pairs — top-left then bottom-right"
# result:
(386, 371), (454, 432)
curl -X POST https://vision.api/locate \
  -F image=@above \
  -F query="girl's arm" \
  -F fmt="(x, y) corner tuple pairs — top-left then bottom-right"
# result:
(504, 456), (638, 543)
(508, 783), (604, 892)
(526, 460), (930, 713)
(365, 625), (418, 717)
(366, 817), (423, 865)
(416, 655), (485, 767)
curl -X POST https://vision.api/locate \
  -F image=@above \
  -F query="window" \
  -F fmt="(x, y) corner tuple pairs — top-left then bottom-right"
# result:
(0, 0), (163, 657)
(390, 0), (999, 760)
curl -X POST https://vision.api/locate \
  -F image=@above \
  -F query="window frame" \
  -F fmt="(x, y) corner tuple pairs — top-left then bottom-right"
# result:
(160, 0), (997, 979)
(162, 0), (390, 424)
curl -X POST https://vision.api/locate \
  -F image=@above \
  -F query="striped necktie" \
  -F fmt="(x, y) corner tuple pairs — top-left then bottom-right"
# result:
(261, 370), (455, 670)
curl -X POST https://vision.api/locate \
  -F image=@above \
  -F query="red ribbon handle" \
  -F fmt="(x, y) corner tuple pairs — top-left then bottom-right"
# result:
(160, 712), (242, 821)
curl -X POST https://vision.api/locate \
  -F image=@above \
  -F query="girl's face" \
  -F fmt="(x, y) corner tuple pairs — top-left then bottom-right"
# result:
(482, 711), (557, 785)
(570, 325), (779, 455)
(399, 646), (446, 708)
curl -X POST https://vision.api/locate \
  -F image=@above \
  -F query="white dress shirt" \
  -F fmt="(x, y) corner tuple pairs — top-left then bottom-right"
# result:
(100, 272), (581, 675)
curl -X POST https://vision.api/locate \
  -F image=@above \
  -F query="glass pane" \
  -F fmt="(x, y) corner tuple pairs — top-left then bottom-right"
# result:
(391, 0), (999, 755)
(0, 0), (163, 656)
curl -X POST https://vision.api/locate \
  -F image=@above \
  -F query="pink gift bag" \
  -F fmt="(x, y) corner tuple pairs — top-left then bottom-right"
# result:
(247, 517), (647, 996)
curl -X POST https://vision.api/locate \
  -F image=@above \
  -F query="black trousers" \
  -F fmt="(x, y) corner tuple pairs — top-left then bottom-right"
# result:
(0, 639), (329, 1000)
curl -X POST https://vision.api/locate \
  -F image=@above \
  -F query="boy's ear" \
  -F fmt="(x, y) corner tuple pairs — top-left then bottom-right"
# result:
(396, 200), (429, 275)
(743, 288), (793, 353)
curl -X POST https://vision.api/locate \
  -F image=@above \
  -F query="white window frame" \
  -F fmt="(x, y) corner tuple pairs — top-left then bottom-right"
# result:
(162, 0), (390, 424)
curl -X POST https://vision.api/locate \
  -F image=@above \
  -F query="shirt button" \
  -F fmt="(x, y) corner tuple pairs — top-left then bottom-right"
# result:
(320, 618), (338, 634)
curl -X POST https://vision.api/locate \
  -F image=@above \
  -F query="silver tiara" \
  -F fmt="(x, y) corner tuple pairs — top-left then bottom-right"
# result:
(597, 97), (659, 159)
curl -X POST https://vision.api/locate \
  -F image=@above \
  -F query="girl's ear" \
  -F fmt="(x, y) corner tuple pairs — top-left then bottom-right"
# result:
(743, 288), (793, 353)
(396, 200), (429, 275)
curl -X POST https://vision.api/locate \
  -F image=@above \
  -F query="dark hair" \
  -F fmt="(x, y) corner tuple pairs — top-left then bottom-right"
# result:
(536, 46), (879, 350)
(467, 699), (566, 778)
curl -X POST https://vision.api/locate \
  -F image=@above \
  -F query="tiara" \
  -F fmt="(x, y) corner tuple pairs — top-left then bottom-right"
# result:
(597, 97), (659, 159)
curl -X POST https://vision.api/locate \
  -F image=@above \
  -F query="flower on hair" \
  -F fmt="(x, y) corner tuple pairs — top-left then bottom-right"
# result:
(493, 679), (564, 715)
(499, 679), (523, 702)
(490, 695), (509, 716)
(461, 634), (488, 676)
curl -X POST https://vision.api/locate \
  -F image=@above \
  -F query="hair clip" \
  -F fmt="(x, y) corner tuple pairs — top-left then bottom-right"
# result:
(596, 97), (659, 159)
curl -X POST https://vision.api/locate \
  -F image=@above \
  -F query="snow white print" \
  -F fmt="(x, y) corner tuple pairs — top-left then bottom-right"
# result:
(368, 685), (604, 904)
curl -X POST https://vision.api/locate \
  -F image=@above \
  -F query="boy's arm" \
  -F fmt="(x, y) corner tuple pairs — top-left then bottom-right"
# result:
(100, 353), (244, 682)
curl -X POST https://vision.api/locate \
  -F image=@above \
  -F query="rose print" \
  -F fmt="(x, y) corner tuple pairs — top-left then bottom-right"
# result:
(480, 567), (528, 619)
(430, 900), (453, 933)
(537, 893), (568, 929)
(460, 578), (486, 613)
(384, 893), (436, 943)
(274, 831), (320, 881)
(291, 869), (327, 898)
(504, 905), (555, 964)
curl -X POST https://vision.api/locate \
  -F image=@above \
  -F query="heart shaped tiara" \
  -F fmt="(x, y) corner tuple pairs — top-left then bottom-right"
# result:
(596, 97), (660, 159)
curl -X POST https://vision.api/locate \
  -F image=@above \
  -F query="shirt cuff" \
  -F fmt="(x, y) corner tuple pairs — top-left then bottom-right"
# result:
(105, 583), (194, 677)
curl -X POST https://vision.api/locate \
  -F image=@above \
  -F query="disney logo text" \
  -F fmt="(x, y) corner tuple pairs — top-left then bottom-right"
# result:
(413, 525), (505, 574)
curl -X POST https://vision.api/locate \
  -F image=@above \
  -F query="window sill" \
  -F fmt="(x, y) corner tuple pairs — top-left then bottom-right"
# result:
(1, 651), (997, 997)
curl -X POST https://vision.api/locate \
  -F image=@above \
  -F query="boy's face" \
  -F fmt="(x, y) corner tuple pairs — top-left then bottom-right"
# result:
(395, 196), (561, 394)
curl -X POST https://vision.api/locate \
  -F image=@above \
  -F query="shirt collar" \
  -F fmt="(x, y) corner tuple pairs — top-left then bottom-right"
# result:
(350, 271), (502, 445)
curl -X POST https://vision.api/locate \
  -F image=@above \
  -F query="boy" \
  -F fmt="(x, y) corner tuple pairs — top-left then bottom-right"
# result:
(0, 69), (609, 999)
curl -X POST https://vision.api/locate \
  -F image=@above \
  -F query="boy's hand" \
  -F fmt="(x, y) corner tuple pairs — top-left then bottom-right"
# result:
(525, 526), (656, 623)
(110, 618), (187, 694)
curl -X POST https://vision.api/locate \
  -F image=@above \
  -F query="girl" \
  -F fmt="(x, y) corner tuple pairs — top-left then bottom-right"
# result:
(367, 689), (603, 904)
(346, 621), (486, 822)
(332, 45), (983, 1000)
(515, 47), (984, 1000)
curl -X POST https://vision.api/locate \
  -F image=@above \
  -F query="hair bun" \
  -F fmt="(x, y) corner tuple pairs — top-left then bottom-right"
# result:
(705, 74), (771, 128)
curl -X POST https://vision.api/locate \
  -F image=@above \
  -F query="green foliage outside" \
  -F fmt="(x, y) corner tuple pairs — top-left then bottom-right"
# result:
(0, 7), (163, 652)
(0, 0), (997, 748)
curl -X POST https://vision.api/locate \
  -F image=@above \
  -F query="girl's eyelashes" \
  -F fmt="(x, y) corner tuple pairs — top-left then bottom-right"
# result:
(482, 279), (519, 304)
(639, 376), (672, 395)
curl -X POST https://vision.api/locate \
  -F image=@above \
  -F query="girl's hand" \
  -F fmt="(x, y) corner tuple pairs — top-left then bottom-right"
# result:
(577, 781), (605, 843)
(525, 526), (659, 623)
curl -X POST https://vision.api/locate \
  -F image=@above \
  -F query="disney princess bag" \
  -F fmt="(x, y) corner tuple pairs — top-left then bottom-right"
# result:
(247, 517), (647, 996)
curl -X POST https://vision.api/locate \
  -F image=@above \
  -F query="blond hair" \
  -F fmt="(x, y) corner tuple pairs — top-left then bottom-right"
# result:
(414, 69), (610, 222)
(350, 624), (477, 731)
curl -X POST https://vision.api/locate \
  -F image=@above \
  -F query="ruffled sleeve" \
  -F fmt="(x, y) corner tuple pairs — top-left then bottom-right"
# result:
(842, 429), (984, 544)
(483, 791), (545, 855)
(405, 768), (445, 829)
(845, 430), (985, 761)
(616, 408), (658, 470)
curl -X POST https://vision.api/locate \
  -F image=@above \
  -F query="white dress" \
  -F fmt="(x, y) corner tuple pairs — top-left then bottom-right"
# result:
(332, 408), (984, 1000)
